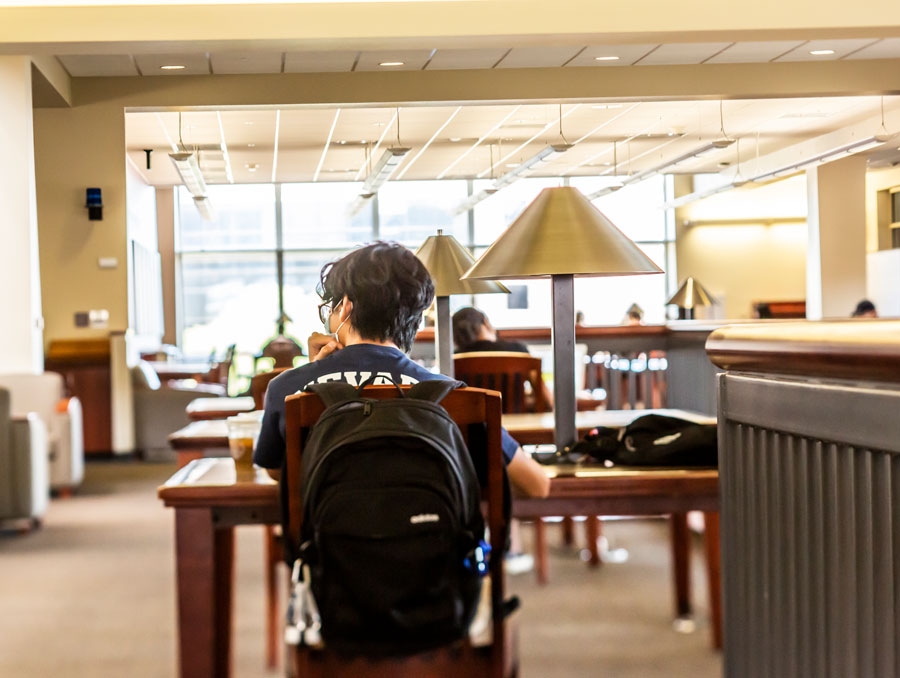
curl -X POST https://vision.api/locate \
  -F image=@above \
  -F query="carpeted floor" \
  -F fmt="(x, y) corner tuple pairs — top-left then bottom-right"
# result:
(0, 461), (721, 677)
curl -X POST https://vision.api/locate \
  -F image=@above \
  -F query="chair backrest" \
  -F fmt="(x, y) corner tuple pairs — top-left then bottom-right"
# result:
(0, 373), (65, 422)
(454, 351), (547, 414)
(250, 367), (289, 409)
(258, 334), (305, 369)
(283, 385), (507, 676)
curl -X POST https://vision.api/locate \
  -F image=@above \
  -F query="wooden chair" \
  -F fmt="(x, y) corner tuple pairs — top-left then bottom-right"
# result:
(256, 334), (305, 371)
(252, 366), (290, 670)
(283, 385), (515, 678)
(454, 352), (547, 414)
(455, 351), (601, 584)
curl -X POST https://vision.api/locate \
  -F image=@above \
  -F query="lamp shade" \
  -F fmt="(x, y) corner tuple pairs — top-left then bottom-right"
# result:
(415, 230), (510, 296)
(626, 303), (644, 315)
(462, 186), (663, 280)
(666, 277), (715, 309)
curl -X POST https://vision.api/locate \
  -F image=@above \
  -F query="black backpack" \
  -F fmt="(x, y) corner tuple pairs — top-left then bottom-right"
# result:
(287, 379), (487, 656)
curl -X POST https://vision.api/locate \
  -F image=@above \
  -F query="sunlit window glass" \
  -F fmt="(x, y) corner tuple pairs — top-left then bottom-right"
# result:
(570, 175), (667, 242)
(378, 180), (468, 245)
(281, 183), (373, 249)
(177, 185), (276, 251)
(179, 252), (279, 357)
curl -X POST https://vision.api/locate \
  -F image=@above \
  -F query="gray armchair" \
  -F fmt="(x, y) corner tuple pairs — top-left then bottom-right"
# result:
(0, 388), (49, 527)
(131, 362), (220, 461)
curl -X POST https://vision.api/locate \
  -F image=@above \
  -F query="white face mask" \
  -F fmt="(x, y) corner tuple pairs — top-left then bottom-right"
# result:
(326, 300), (347, 342)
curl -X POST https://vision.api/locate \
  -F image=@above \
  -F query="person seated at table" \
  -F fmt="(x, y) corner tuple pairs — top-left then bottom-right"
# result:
(851, 299), (878, 318)
(253, 242), (550, 498)
(452, 306), (530, 354)
(453, 306), (554, 410)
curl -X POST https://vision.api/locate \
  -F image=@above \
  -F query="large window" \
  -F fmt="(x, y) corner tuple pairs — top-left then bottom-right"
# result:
(176, 175), (675, 357)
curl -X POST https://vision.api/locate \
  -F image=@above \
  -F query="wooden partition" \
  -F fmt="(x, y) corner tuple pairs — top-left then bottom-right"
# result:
(707, 320), (900, 678)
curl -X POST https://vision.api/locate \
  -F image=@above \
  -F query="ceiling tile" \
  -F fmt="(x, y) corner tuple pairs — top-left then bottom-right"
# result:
(283, 51), (358, 73)
(495, 46), (584, 69)
(637, 43), (733, 65)
(427, 48), (509, 70)
(355, 49), (434, 71)
(133, 53), (210, 76)
(210, 51), (283, 74)
(58, 54), (139, 77)
(842, 38), (900, 60)
(566, 44), (659, 67)
(775, 38), (880, 61)
(705, 41), (806, 64)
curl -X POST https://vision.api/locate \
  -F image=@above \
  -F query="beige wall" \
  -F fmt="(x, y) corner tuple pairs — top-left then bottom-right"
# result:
(866, 165), (900, 252)
(155, 188), (177, 346)
(34, 101), (128, 347)
(676, 176), (808, 319)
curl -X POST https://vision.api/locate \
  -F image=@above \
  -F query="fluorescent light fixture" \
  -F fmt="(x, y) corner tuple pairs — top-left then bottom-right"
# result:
(379, 61), (405, 67)
(750, 134), (895, 183)
(396, 106), (461, 180)
(160, 65), (185, 70)
(193, 196), (215, 221)
(354, 110), (398, 182)
(492, 143), (571, 189)
(454, 143), (571, 213)
(215, 111), (234, 184)
(809, 49), (835, 56)
(347, 192), (375, 217)
(168, 151), (208, 197)
(453, 187), (498, 215)
(594, 56), (620, 61)
(362, 146), (410, 194)
(587, 138), (735, 200)
(313, 109), (342, 182)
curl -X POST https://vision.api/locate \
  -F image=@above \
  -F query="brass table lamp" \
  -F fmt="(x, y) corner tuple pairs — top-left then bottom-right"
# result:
(667, 277), (714, 320)
(462, 186), (662, 449)
(415, 230), (509, 377)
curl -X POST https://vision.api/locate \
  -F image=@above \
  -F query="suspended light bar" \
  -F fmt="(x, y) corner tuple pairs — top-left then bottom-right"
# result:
(453, 187), (498, 215)
(587, 138), (734, 200)
(362, 146), (410, 195)
(749, 134), (895, 184)
(193, 196), (215, 222)
(453, 143), (572, 214)
(347, 192), (375, 217)
(168, 151), (208, 197)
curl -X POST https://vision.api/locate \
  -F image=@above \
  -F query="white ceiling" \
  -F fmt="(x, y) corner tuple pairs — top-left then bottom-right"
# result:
(125, 95), (900, 186)
(59, 37), (900, 77)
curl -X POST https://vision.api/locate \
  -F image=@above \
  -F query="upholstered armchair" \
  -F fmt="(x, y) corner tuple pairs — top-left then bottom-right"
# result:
(0, 372), (84, 492)
(0, 387), (49, 525)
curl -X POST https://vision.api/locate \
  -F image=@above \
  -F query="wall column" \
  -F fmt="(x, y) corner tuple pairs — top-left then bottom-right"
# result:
(0, 56), (43, 372)
(806, 155), (867, 319)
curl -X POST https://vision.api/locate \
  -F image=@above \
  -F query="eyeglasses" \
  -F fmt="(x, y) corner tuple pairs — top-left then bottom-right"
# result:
(318, 299), (343, 326)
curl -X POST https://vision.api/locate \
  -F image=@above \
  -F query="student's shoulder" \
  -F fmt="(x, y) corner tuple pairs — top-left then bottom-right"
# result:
(268, 363), (318, 396)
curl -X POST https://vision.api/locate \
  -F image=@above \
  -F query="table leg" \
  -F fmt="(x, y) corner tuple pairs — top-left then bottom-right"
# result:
(585, 516), (601, 568)
(534, 519), (549, 585)
(265, 526), (280, 669)
(174, 508), (235, 678)
(561, 516), (574, 546)
(703, 511), (723, 650)
(670, 512), (692, 618)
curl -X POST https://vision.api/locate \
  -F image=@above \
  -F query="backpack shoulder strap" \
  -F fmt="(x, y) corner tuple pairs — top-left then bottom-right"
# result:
(304, 382), (361, 408)
(406, 379), (465, 404)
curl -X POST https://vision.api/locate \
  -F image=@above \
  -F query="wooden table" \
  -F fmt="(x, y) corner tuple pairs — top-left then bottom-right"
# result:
(186, 396), (256, 421)
(502, 408), (716, 445)
(159, 455), (721, 678)
(146, 360), (212, 381)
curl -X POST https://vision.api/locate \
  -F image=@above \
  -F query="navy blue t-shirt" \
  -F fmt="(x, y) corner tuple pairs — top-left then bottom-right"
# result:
(253, 343), (520, 470)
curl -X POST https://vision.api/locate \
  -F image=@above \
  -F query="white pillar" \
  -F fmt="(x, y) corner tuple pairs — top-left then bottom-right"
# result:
(0, 56), (43, 372)
(806, 155), (867, 320)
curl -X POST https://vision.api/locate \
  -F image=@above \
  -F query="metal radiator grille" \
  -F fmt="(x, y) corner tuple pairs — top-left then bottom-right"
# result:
(721, 422), (900, 678)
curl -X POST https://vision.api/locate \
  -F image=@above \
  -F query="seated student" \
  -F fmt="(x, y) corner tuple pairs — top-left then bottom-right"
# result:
(851, 299), (878, 318)
(254, 242), (550, 498)
(452, 306), (529, 354)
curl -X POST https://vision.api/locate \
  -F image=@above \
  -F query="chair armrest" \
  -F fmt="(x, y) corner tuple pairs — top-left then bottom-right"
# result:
(4, 414), (49, 519)
(48, 396), (84, 487)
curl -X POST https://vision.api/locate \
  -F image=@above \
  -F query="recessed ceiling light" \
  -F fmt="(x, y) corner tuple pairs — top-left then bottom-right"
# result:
(244, 121), (254, 125)
(809, 49), (835, 56)
(246, 163), (259, 172)
(449, 137), (462, 142)
(160, 65), (185, 70)
(505, 162), (521, 168)
(594, 56), (620, 61)
(338, 140), (347, 144)
(591, 104), (624, 110)
(379, 61), (405, 67)
(359, 140), (367, 144)
(247, 143), (256, 148)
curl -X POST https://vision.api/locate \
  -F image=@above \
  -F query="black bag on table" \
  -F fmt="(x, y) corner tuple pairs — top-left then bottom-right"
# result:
(570, 414), (718, 467)
(284, 378), (490, 657)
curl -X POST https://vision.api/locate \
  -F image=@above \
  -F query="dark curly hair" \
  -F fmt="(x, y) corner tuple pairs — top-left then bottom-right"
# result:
(318, 242), (434, 352)
(452, 306), (488, 351)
